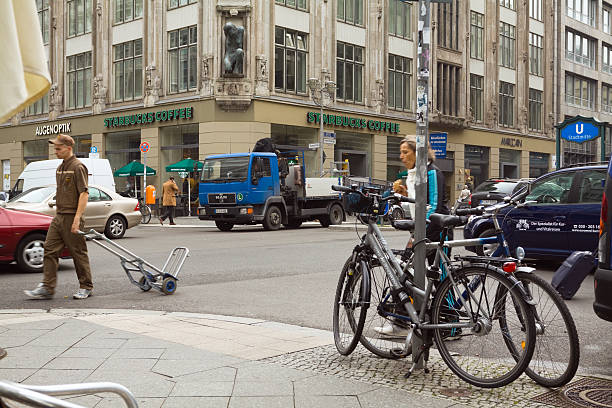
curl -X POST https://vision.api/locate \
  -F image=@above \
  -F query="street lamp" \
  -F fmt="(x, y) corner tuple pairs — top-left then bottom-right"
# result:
(308, 77), (336, 177)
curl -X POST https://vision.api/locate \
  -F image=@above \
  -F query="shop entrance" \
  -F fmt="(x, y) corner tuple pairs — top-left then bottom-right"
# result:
(501, 162), (519, 178)
(338, 150), (368, 177)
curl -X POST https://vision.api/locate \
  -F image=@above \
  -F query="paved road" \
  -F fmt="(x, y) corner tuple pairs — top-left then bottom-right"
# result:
(1, 222), (611, 378)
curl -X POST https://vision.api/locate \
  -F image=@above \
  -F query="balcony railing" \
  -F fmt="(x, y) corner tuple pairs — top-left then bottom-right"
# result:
(566, 50), (595, 68)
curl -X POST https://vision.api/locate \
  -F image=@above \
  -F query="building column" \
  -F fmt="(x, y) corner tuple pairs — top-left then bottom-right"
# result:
(452, 144), (465, 203)
(141, 127), (160, 190)
(372, 134), (387, 181)
(91, 133), (104, 158)
(521, 150), (530, 178)
(490, 147), (500, 178)
(11, 142), (24, 186)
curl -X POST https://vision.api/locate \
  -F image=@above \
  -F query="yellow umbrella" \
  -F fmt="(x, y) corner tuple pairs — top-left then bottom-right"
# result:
(0, 0), (51, 123)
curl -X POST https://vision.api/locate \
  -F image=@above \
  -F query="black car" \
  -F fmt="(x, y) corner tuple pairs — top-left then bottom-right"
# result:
(469, 178), (532, 208)
(595, 160), (612, 322)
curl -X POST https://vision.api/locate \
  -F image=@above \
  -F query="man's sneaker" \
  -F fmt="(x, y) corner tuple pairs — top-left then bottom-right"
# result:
(24, 283), (53, 300)
(373, 321), (410, 337)
(73, 288), (92, 299)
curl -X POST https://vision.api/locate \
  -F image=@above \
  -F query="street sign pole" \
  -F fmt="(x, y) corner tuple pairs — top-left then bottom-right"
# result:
(143, 151), (147, 200)
(412, 0), (432, 368)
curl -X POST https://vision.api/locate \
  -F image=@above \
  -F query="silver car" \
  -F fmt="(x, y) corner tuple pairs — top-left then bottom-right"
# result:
(6, 185), (141, 239)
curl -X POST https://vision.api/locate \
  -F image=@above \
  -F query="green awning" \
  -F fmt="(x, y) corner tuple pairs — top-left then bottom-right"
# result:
(113, 160), (157, 177)
(165, 158), (203, 173)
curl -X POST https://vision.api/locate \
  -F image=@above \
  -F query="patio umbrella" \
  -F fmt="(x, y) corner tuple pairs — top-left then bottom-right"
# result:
(0, 0), (51, 122)
(165, 158), (202, 217)
(113, 161), (156, 198)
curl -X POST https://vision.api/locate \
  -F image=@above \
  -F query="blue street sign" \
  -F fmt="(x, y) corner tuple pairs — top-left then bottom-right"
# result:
(429, 133), (447, 158)
(90, 146), (98, 153)
(560, 121), (600, 143)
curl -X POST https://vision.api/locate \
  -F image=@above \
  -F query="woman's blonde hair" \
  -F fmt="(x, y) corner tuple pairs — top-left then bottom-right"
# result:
(400, 135), (436, 162)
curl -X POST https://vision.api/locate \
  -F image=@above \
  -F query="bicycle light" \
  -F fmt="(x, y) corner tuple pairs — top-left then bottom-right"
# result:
(502, 262), (516, 273)
(515, 247), (525, 261)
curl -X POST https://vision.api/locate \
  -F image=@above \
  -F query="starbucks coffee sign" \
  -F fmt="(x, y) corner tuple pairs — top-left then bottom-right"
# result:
(35, 122), (71, 136)
(306, 112), (400, 134)
(103, 106), (194, 128)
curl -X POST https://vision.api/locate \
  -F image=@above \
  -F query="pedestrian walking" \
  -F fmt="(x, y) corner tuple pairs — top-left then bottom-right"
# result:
(160, 176), (179, 225)
(459, 184), (471, 201)
(24, 134), (93, 300)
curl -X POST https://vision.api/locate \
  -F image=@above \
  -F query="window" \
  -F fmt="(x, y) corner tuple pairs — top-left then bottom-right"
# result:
(337, 0), (364, 26)
(602, 83), (612, 113)
(500, 0), (515, 10)
(437, 0), (460, 50)
(67, 52), (92, 109)
(168, 26), (197, 94)
(27, 93), (49, 116)
(605, 4), (612, 35)
(578, 170), (606, 203)
(275, 0), (308, 11)
(499, 22), (516, 69)
(37, 0), (50, 44)
(603, 44), (612, 73)
(470, 74), (483, 122)
(529, 33), (543, 76)
(436, 63), (461, 117)
(567, 0), (597, 26)
(526, 173), (574, 204)
(565, 73), (595, 108)
(114, 0), (143, 24)
(274, 27), (308, 94)
(566, 30), (596, 68)
(72, 135), (92, 158)
(498, 81), (515, 127)
(114, 39), (143, 101)
(67, 0), (92, 37)
(23, 140), (49, 164)
(168, 0), (197, 9)
(530, 0), (542, 20)
(470, 12), (484, 60)
(388, 54), (412, 111)
(529, 89), (543, 131)
(336, 42), (364, 104)
(529, 152), (549, 178)
(389, 0), (412, 40)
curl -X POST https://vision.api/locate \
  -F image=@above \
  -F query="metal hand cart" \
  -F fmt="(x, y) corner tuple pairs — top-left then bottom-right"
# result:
(80, 229), (189, 295)
(0, 381), (138, 408)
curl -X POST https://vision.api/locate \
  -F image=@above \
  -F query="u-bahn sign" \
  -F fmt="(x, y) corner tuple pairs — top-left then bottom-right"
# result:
(555, 115), (607, 169)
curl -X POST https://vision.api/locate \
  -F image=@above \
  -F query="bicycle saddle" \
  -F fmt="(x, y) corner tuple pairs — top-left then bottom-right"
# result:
(428, 213), (467, 229)
(392, 220), (416, 231)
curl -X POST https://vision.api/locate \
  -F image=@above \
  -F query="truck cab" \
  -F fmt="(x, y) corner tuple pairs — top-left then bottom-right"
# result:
(198, 152), (344, 231)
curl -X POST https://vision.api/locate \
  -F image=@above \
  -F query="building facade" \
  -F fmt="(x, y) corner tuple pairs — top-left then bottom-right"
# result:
(0, 0), (557, 204)
(556, 0), (612, 166)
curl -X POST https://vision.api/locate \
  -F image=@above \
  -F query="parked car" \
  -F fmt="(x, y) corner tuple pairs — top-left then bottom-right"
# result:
(469, 178), (532, 208)
(594, 159), (612, 322)
(5, 185), (141, 239)
(464, 165), (606, 260)
(0, 206), (69, 273)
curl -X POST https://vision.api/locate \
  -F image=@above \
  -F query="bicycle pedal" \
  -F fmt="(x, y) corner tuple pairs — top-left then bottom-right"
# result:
(390, 348), (408, 358)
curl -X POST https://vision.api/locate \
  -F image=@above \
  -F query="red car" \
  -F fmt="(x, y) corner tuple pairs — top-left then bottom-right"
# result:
(0, 206), (69, 273)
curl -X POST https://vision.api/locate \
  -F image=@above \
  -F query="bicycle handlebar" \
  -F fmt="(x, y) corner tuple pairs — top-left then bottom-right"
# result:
(331, 184), (415, 203)
(455, 207), (485, 216)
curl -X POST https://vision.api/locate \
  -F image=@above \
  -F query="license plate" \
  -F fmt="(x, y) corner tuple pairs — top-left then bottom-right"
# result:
(215, 209), (228, 214)
(480, 200), (497, 205)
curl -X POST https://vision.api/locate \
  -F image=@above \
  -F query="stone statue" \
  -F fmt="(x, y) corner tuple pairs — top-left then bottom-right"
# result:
(144, 64), (161, 106)
(92, 74), (107, 113)
(223, 22), (244, 75)
(48, 83), (62, 118)
(200, 55), (214, 97)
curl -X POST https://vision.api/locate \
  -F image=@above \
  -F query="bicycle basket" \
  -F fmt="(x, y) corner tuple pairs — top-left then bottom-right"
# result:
(343, 192), (372, 214)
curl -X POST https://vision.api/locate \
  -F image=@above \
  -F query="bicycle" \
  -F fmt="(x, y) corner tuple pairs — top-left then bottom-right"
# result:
(137, 197), (152, 224)
(332, 184), (537, 388)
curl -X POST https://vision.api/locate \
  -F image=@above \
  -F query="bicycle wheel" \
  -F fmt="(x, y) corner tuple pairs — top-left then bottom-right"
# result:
(503, 271), (580, 387)
(431, 266), (536, 388)
(359, 258), (410, 359)
(333, 256), (370, 356)
(141, 204), (152, 224)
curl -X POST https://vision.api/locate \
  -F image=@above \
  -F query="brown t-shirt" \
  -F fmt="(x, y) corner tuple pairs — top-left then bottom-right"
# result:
(56, 155), (89, 214)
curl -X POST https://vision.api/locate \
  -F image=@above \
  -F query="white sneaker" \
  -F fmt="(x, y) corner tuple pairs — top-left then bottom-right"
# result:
(73, 288), (92, 299)
(373, 321), (409, 337)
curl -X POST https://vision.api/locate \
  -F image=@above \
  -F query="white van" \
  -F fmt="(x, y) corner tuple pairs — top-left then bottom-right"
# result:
(9, 158), (116, 198)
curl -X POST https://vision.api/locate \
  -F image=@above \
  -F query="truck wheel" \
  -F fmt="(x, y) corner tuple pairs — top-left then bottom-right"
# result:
(215, 221), (234, 231)
(263, 206), (282, 231)
(283, 218), (302, 229)
(328, 204), (343, 225)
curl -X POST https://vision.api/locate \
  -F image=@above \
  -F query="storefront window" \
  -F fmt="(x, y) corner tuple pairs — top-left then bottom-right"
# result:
(464, 145), (489, 190)
(499, 148), (521, 178)
(562, 138), (597, 166)
(529, 152), (549, 178)
(160, 124), (198, 188)
(386, 135), (403, 181)
(72, 134), (92, 158)
(23, 140), (48, 164)
(105, 130), (141, 194)
(271, 124), (318, 177)
(335, 131), (372, 178)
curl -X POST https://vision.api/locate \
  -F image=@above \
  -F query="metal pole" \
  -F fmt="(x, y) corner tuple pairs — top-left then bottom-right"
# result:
(188, 175), (191, 216)
(143, 151), (147, 199)
(320, 104), (324, 177)
(412, 0), (431, 367)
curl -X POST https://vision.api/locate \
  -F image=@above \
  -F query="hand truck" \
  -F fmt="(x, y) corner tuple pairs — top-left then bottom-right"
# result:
(79, 229), (189, 295)
(0, 381), (138, 408)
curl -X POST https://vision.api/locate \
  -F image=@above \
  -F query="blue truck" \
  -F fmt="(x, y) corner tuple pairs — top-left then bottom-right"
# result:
(198, 152), (345, 231)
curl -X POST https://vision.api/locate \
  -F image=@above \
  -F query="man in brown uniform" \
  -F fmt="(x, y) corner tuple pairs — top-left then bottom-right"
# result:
(159, 176), (179, 225)
(24, 134), (93, 300)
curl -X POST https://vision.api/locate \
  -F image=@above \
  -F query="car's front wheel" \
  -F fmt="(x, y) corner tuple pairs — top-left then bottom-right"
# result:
(476, 228), (499, 256)
(105, 215), (127, 239)
(16, 233), (46, 273)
